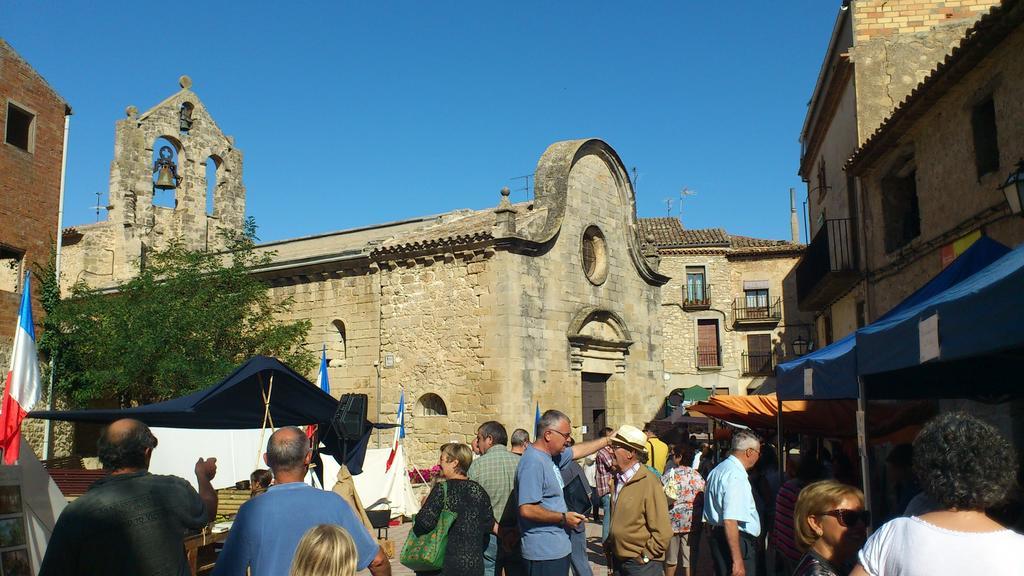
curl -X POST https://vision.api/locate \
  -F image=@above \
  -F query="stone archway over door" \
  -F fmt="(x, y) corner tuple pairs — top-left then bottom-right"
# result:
(568, 307), (633, 437)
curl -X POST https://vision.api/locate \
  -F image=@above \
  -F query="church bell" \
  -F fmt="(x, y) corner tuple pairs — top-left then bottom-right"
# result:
(154, 165), (177, 190)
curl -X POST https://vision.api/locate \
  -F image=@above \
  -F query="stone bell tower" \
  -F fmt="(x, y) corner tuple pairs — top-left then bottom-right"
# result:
(62, 76), (246, 291)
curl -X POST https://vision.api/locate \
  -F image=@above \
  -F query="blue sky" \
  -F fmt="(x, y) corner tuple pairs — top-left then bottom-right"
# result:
(4, 1), (840, 243)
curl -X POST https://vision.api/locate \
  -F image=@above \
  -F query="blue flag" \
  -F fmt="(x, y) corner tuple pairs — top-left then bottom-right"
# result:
(534, 403), (541, 439)
(315, 345), (330, 394)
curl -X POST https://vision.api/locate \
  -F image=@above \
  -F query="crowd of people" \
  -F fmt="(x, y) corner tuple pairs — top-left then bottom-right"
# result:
(35, 409), (1022, 576)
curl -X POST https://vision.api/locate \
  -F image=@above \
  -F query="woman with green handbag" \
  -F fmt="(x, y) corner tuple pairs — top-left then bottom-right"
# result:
(405, 443), (494, 576)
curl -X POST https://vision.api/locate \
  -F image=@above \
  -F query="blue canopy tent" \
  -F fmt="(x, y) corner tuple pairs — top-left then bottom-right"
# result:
(774, 236), (1011, 400)
(857, 241), (1024, 399)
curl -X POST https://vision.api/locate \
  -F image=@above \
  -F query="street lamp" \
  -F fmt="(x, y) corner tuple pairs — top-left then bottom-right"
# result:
(1000, 158), (1024, 215)
(792, 336), (810, 357)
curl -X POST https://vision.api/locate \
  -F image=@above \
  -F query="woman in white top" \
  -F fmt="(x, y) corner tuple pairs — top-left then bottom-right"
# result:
(852, 412), (1024, 576)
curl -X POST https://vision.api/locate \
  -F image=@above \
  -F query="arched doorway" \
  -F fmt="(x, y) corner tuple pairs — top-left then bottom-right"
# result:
(567, 308), (633, 440)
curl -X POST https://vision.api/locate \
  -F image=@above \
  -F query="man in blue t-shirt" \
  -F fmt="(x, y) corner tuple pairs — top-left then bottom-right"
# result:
(212, 427), (391, 576)
(517, 409), (611, 576)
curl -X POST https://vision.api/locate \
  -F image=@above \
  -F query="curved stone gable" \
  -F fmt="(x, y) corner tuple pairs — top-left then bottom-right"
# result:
(508, 138), (668, 286)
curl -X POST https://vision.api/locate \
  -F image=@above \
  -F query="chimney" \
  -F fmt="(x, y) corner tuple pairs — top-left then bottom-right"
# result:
(789, 188), (800, 244)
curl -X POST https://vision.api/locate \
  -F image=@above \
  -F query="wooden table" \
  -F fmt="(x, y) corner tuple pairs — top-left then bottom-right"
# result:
(184, 525), (231, 576)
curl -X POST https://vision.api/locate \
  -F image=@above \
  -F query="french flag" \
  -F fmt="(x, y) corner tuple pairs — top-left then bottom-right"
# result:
(385, 390), (405, 472)
(1, 276), (41, 465)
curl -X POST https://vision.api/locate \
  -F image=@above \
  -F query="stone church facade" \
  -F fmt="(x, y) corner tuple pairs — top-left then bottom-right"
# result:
(61, 81), (674, 465)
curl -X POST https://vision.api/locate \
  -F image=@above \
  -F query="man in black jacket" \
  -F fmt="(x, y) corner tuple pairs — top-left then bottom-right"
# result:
(561, 437), (594, 576)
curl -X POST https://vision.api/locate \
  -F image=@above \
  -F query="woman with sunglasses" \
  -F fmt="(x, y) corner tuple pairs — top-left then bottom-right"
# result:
(792, 480), (867, 576)
(852, 412), (1023, 576)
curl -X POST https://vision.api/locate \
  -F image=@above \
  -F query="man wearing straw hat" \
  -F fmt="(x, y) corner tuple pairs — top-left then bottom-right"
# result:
(605, 425), (672, 576)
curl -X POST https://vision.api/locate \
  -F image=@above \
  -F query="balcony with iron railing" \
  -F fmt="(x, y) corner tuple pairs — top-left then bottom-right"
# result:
(796, 218), (860, 311)
(741, 351), (774, 376)
(696, 345), (722, 369)
(683, 283), (712, 310)
(732, 297), (782, 326)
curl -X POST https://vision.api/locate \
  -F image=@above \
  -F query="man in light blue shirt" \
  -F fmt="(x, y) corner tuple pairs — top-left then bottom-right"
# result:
(703, 430), (761, 576)
(516, 409), (610, 576)
(212, 427), (390, 576)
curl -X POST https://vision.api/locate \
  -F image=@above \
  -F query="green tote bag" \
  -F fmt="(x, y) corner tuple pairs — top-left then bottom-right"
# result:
(400, 481), (458, 572)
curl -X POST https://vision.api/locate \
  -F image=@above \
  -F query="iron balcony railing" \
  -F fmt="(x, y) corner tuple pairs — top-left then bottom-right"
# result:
(696, 345), (722, 369)
(683, 283), (712, 310)
(732, 297), (782, 323)
(796, 218), (859, 310)
(741, 351), (774, 376)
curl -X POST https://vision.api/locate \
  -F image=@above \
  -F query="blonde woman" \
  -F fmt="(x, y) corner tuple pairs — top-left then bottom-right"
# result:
(792, 480), (868, 576)
(289, 524), (358, 576)
(412, 443), (493, 576)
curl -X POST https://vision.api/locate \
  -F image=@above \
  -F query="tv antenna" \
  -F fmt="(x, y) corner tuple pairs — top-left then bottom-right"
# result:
(88, 191), (109, 222)
(510, 174), (532, 201)
(679, 187), (697, 223)
(631, 166), (640, 192)
(663, 197), (674, 216)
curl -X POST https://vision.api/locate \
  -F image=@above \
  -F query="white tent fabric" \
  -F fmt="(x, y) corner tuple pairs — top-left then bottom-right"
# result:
(13, 438), (67, 570)
(149, 427), (268, 491)
(148, 428), (421, 520)
(350, 446), (420, 519)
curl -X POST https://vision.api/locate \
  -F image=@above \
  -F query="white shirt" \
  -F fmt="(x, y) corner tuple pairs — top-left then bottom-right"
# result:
(614, 462), (640, 500)
(859, 516), (1024, 576)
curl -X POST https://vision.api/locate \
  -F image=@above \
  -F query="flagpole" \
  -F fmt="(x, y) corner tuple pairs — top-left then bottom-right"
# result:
(42, 112), (70, 460)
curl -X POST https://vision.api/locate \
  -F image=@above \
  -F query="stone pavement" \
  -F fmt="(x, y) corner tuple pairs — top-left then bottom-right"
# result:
(364, 519), (716, 576)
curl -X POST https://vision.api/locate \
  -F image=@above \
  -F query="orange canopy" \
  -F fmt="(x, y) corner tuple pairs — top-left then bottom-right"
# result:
(687, 394), (932, 441)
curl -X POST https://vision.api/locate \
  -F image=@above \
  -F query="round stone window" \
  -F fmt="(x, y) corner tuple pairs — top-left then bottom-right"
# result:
(581, 226), (609, 285)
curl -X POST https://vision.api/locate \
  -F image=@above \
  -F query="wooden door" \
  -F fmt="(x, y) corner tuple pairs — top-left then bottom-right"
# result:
(697, 319), (720, 368)
(581, 373), (609, 441)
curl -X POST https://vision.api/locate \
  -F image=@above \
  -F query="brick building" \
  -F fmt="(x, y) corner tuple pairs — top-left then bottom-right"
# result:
(847, 0), (1024, 317)
(796, 0), (999, 345)
(0, 40), (69, 364)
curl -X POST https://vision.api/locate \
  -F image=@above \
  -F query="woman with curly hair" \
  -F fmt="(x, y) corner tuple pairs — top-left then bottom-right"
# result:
(852, 412), (1024, 575)
(792, 480), (868, 576)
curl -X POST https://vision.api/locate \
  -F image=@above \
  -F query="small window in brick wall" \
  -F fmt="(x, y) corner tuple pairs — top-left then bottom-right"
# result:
(4, 102), (34, 152)
(971, 97), (1000, 178)
(417, 393), (448, 416)
(0, 246), (24, 293)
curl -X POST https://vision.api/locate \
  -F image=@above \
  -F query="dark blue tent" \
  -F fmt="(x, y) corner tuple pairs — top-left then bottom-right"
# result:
(774, 236), (1010, 400)
(29, 356), (336, 428)
(28, 356), (391, 473)
(857, 241), (1024, 399)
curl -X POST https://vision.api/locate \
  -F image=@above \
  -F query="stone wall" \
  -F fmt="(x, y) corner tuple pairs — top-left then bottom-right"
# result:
(856, 24), (1024, 317)
(378, 252), (494, 467)
(493, 149), (665, 438)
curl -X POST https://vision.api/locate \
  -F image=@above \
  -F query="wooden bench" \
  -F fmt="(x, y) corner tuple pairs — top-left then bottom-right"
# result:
(46, 468), (107, 501)
(215, 489), (251, 518)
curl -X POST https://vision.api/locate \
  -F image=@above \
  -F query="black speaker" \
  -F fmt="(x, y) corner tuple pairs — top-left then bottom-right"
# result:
(331, 393), (368, 441)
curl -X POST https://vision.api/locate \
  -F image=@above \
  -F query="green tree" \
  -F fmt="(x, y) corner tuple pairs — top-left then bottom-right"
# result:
(42, 218), (315, 407)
